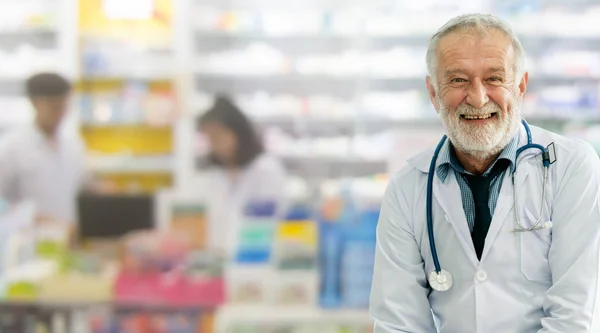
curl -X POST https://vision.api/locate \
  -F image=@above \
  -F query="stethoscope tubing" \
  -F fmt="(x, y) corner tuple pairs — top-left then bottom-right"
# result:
(428, 119), (547, 275)
(428, 135), (448, 273)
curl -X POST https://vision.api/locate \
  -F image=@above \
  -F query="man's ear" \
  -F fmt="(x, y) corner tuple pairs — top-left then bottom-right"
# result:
(426, 76), (439, 113)
(518, 71), (529, 98)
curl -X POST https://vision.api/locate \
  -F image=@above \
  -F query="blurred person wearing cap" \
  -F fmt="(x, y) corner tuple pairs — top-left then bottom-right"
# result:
(0, 73), (87, 225)
(197, 95), (287, 254)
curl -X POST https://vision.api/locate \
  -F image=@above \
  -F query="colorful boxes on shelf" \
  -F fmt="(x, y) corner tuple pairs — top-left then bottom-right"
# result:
(227, 201), (278, 304)
(88, 310), (215, 333)
(226, 264), (273, 304)
(271, 270), (319, 306)
(228, 201), (322, 307)
(115, 231), (226, 307)
(114, 270), (225, 307)
(271, 206), (320, 306)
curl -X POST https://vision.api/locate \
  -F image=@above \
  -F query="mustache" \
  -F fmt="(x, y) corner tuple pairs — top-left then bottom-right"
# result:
(456, 102), (502, 116)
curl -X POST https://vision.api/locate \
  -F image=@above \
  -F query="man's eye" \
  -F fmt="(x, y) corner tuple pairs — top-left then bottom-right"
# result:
(488, 77), (503, 82)
(451, 78), (467, 83)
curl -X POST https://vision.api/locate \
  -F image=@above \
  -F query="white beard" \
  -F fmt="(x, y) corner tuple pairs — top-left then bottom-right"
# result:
(437, 95), (521, 161)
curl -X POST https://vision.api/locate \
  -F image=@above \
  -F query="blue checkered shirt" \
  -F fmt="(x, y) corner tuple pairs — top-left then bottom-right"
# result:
(435, 136), (519, 232)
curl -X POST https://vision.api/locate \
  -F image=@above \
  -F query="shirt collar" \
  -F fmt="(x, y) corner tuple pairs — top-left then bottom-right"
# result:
(436, 134), (519, 183)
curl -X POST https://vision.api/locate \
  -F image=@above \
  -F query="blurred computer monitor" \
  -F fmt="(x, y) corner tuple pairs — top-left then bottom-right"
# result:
(77, 193), (155, 239)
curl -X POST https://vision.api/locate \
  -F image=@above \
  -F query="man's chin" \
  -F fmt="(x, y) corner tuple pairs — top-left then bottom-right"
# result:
(452, 136), (503, 156)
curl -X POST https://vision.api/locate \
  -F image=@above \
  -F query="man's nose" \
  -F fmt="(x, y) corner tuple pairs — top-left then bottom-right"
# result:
(465, 79), (489, 109)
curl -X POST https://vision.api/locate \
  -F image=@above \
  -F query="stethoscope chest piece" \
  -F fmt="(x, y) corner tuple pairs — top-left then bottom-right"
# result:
(429, 269), (453, 291)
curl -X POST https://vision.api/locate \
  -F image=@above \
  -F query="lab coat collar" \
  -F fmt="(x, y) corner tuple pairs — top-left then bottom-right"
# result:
(436, 135), (519, 182)
(29, 121), (68, 150)
(406, 147), (434, 173)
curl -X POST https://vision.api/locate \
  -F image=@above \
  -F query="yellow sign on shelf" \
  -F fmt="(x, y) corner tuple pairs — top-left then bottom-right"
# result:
(75, 78), (173, 92)
(81, 124), (173, 155)
(277, 221), (318, 247)
(79, 0), (172, 41)
(98, 172), (173, 193)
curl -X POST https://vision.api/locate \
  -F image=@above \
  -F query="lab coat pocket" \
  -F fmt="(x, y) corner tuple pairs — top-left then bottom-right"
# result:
(519, 207), (552, 282)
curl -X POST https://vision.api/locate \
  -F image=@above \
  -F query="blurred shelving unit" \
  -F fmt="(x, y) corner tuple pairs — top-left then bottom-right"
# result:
(0, 0), (77, 131)
(180, 0), (600, 187)
(76, 0), (179, 193)
(213, 305), (372, 333)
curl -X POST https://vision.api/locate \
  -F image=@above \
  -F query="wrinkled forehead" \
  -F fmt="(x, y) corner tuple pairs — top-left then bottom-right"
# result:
(436, 28), (517, 76)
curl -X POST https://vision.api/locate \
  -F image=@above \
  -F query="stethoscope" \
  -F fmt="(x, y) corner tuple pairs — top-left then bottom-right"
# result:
(427, 119), (553, 292)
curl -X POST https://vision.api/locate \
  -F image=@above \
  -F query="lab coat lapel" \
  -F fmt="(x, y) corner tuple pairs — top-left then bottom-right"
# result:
(433, 172), (479, 265)
(480, 163), (531, 261)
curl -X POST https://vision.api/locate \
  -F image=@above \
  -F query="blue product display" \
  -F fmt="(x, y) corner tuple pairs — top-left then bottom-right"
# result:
(285, 203), (312, 221)
(82, 48), (108, 76)
(318, 219), (343, 308)
(235, 249), (271, 264)
(244, 200), (278, 217)
(234, 200), (279, 264)
(340, 208), (379, 308)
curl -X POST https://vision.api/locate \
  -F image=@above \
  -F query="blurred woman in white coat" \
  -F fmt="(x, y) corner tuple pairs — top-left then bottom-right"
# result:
(197, 96), (287, 254)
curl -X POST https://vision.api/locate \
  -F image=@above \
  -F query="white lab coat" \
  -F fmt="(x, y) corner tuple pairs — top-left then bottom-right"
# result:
(0, 124), (86, 223)
(202, 153), (287, 255)
(370, 124), (600, 332)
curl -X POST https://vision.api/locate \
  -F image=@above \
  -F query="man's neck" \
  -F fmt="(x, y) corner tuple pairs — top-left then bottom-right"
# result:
(454, 149), (500, 176)
(34, 121), (58, 141)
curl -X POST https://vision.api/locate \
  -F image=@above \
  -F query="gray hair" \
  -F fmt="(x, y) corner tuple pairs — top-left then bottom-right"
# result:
(426, 14), (526, 90)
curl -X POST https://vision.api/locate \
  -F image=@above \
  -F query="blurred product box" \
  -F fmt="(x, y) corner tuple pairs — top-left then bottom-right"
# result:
(115, 231), (226, 307)
(114, 271), (225, 307)
(271, 270), (318, 306)
(225, 264), (273, 304)
(273, 221), (318, 270)
(3, 260), (57, 301)
(38, 272), (114, 302)
(233, 200), (279, 262)
(89, 310), (215, 333)
(171, 204), (208, 250)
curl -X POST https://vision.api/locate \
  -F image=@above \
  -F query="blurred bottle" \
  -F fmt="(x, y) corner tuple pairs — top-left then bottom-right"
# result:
(317, 180), (346, 308)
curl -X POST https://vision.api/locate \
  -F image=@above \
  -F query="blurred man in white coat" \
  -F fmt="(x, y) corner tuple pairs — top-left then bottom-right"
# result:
(369, 14), (600, 332)
(0, 73), (86, 224)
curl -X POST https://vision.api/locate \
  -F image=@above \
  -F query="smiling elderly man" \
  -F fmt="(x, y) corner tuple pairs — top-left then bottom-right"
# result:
(369, 13), (600, 333)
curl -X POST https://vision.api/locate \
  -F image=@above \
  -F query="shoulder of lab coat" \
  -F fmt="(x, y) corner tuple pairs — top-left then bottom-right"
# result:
(529, 126), (600, 332)
(0, 125), (87, 200)
(203, 152), (287, 206)
(0, 126), (32, 200)
(245, 152), (287, 197)
(370, 161), (436, 332)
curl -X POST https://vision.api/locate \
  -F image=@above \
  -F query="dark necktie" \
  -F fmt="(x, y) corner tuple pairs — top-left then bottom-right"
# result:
(463, 160), (510, 260)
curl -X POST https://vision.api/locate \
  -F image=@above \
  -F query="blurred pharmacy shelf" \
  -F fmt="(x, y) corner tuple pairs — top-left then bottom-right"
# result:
(178, 0), (600, 182)
(214, 305), (372, 333)
(76, 0), (178, 193)
(2, 0), (600, 189)
(86, 154), (173, 174)
(0, 0), (77, 130)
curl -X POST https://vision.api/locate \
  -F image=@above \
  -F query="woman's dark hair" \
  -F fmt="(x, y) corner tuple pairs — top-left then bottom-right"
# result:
(198, 95), (264, 167)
